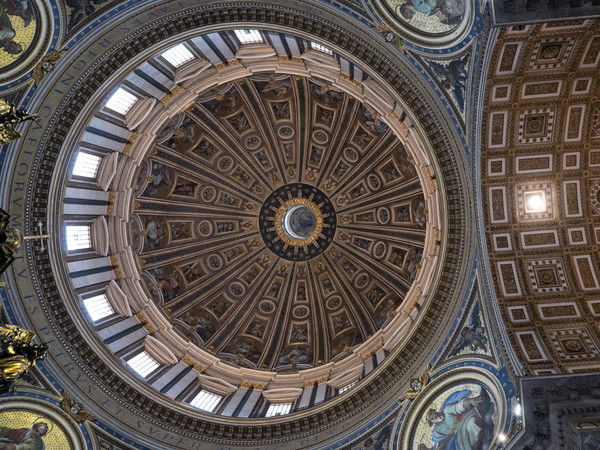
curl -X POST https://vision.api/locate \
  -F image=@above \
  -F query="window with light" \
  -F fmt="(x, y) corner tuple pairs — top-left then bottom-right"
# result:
(66, 225), (91, 251)
(73, 152), (101, 178)
(190, 390), (222, 413)
(265, 403), (292, 417)
(161, 44), (195, 67)
(127, 352), (159, 378)
(83, 294), (114, 322)
(105, 88), (138, 115)
(310, 42), (333, 55)
(234, 29), (263, 44)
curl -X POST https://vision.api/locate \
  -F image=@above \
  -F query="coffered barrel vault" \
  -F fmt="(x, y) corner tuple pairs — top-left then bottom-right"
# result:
(481, 20), (600, 375)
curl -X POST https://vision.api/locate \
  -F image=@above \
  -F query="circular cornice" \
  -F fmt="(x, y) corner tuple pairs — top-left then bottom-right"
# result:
(5, 1), (474, 446)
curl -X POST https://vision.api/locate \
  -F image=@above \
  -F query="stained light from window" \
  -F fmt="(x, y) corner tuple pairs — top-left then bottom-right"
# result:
(265, 403), (292, 417)
(83, 294), (113, 322)
(73, 152), (101, 178)
(190, 390), (222, 413)
(161, 44), (195, 67)
(310, 42), (333, 55)
(105, 88), (138, 114)
(234, 29), (263, 44)
(338, 382), (356, 394)
(127, 352), (159, 378)
(66, 225), (91, 251)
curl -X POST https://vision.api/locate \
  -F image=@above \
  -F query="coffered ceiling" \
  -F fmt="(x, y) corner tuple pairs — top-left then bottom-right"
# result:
(481, 19), (600, 375)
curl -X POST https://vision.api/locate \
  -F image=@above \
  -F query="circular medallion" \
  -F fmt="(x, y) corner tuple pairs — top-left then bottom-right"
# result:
(277, 125), (294, 139)
(217, 156), (233, 172)
(344, 147), (359, 163)
(377, 206), (391, 224)
(201, 186), (216, 202)
(259, 299), (276, 313)
(355, 273), (370, 289)
(198, 220), (212, 236)
(326, 296), (342, 310)
(0, 0), (52, 86)
(207, 254), (222, 270)
(259, 183), (336, 261)
(229, 282), (245, 297)
(312, 129), (329, 144)
(293, 305), (310, 319)
(245, 135), (261, 149)
(371, 0), (472, 47)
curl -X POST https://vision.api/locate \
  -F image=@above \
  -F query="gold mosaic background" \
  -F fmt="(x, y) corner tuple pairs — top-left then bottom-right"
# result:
(0, 409), (72, 449)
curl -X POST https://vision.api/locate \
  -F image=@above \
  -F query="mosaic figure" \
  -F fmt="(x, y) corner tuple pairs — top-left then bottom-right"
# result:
(278, 346), (312, 365)
(260, 77), (292, 99)
(143, 162), (171, 198)
(0, 0), (34, 57)
(0, 422), (48, 450)
(387, 0), (466, 35)
(416, 385), (495, 450)
(290, 324), (308, 343)
(448, 303), (488, 356)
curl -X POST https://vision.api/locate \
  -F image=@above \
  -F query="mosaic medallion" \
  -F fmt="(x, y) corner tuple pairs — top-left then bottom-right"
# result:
(259, 183), (336, 261)
(0, 0), (52, 87)
(370, 0), (473, 46)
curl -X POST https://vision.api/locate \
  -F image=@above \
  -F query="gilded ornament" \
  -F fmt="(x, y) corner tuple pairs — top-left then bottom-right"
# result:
(31, 50), (66, 85)
(374, 24), (404, 52)
(564, 339), (582, 352)
(61, 391), (96, 422)
(401, 364), (431, 400)
(135, 311), (148, 324)
(0, 325), (47, 391)
(0, 100), (38, 145)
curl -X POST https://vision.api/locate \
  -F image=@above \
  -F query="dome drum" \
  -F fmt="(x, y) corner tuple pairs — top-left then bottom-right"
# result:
(2, 4), (474, 445)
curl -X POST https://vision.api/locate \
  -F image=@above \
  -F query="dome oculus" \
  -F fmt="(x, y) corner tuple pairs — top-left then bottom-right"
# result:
(260, 183), (336, 261)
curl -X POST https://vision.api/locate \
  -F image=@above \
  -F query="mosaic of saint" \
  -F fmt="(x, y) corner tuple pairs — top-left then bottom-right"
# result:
(0, 0), (39, 74)
(411, 382), (497, 450)
(0, 410), (72, 450)
(384, 0), (466, 36)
